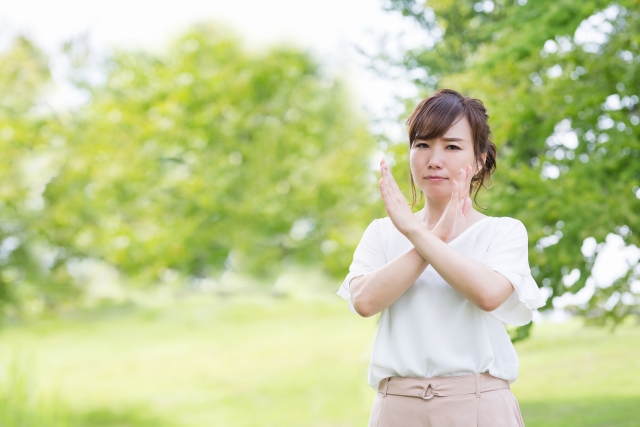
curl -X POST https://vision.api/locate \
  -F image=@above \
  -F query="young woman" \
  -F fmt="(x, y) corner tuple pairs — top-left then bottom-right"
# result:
(337, 89), (546, 426)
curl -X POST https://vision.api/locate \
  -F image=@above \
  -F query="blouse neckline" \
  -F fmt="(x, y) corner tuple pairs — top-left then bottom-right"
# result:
(447, 216), (493, 245)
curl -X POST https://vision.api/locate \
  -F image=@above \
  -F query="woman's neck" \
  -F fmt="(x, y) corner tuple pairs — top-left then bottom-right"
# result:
(416, 195), (482, 229)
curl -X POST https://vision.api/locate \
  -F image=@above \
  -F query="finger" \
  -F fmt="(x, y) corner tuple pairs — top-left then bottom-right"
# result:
(381, 161), (401, 193)
(379, 178), (392, 205)
(380, 178), (399, 217)
(462, 196), (472, 216)
(382, 162), (408, 205)
(465, 164), (473, 197)
(379, 179), (390, 209)
(380, 167), (391, 194)
(380, 183), (392, 215)
(380, 163), (392, 195)
(450, 179), (459, 204)
(379, 178), (387, 199)
(458, 168), (466, 202)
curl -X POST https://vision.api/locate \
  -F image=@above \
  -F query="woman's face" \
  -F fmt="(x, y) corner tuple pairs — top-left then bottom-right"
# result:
(409, 115), (485, 200)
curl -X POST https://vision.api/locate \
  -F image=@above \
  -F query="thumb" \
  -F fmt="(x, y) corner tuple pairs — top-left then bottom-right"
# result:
(446, 180), (460, 214)
(450, 180), (459, 203)
(462, 196), (472, 217)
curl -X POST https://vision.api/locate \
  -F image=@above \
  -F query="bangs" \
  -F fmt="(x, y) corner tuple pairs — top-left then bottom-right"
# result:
(407, 94), (465, 145)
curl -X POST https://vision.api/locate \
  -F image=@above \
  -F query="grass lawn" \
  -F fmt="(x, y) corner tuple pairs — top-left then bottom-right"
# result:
(0, 292), (638, 426)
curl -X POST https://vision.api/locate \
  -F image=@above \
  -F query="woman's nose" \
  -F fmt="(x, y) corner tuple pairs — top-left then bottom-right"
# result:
(427, 148), (445, 167)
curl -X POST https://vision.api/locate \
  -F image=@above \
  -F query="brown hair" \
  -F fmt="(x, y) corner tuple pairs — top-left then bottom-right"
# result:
(406, 89), (497, 209)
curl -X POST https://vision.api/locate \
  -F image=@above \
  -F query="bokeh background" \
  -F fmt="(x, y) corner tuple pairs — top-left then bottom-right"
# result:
(0, 1), (639, 426)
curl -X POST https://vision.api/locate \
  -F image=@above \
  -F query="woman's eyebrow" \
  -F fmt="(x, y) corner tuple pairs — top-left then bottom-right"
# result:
(415, 136), (464, 141)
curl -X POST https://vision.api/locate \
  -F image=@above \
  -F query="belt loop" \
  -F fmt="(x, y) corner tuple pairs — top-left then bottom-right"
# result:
(475, 374), (481, 398)
(382, 377), (390, 398)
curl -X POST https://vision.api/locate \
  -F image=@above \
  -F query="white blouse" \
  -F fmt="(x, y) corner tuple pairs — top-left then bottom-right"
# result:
(336, 216), (546, 391)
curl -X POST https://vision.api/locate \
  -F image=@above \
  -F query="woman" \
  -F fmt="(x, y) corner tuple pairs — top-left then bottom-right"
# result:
(337, 89), (546, 426)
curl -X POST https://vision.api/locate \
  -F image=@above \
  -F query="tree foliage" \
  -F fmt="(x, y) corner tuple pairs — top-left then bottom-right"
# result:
(383, 0), (640, 330)
(0, 36), (70, 319)
(0, 25), (379, 318)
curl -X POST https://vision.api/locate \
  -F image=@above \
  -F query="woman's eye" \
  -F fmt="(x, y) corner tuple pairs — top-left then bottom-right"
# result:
(414, 143), (460, 149)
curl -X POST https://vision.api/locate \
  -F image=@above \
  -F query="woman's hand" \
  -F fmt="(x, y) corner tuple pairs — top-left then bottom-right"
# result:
(432, 165), (473, 243)
(378, 158), (421, 236)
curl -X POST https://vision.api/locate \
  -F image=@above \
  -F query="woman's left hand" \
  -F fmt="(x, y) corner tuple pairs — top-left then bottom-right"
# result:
(379, 158), (420, 236)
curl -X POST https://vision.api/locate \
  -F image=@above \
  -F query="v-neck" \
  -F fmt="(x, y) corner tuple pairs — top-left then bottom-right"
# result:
(447, 216), (493, 245)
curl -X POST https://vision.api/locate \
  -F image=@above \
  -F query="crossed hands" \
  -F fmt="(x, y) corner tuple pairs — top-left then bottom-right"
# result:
(378, 158), (473, 243)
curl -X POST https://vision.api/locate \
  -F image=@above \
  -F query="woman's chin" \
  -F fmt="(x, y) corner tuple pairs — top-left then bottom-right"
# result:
(422, 189), (451, 200)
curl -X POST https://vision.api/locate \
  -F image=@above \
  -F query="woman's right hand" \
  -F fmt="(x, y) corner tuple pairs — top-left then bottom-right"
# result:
(432, 165), (473, 243)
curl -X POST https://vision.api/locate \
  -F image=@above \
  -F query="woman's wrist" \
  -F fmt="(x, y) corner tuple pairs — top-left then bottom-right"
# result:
(406, 222), (447, 243)
(433, 230), (448, 242)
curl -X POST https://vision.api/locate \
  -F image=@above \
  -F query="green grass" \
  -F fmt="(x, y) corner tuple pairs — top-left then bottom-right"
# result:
(512, 320), (640, 427)
(0, 292), (638, 426)
(0, 351), (170, 427)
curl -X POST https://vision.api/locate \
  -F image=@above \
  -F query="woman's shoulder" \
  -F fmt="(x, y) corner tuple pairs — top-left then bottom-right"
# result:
(491, 216), (527, 229)
(485, 216), (529, 241)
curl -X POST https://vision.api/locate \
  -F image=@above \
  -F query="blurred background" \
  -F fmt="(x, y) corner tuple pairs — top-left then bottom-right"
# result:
(0, 0), (639, 426)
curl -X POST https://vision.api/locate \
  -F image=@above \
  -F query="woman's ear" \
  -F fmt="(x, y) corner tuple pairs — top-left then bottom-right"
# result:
(475, 153), (487, 176)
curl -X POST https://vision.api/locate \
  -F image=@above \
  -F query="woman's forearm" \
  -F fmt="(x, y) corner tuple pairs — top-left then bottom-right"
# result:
(405, 226), (514, 311)
(349, 247), (429, 317)
(349, 221), (513, 317)
(349, 227), (448, 317)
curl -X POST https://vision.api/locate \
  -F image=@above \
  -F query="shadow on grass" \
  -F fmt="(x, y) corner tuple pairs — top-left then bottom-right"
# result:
(72, 406), (173, 427)
(521, 397), (640, 427)
(0, 354), (173, 427)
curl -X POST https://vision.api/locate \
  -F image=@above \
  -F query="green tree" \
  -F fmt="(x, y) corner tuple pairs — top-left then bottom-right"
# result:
(34, 24), (378, 298)
(0, 36), (79, 320)
(382, 0), (640, 334)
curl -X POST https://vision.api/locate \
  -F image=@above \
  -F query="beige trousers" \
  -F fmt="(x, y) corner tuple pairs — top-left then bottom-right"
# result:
(368, 373), (525, 427)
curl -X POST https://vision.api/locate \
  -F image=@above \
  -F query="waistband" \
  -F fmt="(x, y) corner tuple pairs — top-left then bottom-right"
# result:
(377, 373), (509, 399)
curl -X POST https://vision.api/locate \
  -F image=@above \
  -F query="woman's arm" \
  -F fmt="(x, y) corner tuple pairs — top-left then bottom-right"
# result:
(350, 245), (434, 317)
(404, 227), (514, 311)
(376, 159), (514, 313)
(350, 229), (512, 317)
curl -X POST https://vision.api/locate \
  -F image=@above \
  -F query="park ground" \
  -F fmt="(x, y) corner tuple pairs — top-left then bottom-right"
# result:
(0, 288), (639, 427)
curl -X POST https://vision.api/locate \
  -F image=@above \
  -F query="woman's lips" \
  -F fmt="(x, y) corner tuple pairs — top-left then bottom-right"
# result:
(425, 177), (447, 182)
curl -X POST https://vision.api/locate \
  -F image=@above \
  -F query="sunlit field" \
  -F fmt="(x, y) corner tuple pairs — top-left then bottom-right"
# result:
(1, 286), (639, 427)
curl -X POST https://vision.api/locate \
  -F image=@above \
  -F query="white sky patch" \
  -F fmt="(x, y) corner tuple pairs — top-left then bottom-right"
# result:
(574, 5), (619, 53)
(551, 233), (640, 316)
(597, 114), (615, 130)
(546, 119), (579, 149)
(0, 0), (432, 140)
(546, 64), (562, 79)
(603, 94), (623, 111)
(602, 94), (638, 111)
(562, 268), (581, 287)
(581, 236), (598, 258)
(541, 35), (573, 58)
(543, 39), (558, 54)
(552, 278), (596, 309)
(536, 230), (563, 250)
(591, 233), (640, 288)
(290, 218), (316, 241)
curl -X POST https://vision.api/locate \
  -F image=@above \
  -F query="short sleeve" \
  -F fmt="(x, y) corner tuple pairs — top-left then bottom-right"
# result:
(482, 218), (547, 326)
(336, 219), (387, 314)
